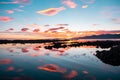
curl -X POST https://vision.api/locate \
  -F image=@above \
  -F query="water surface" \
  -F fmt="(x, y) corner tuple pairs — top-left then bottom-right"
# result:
(0, 41), (120, 80)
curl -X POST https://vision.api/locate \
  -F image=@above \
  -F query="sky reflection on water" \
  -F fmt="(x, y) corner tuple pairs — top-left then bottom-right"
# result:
(0, 43), (120, 80)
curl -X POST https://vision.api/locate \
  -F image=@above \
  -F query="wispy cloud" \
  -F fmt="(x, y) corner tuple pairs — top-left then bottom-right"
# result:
(44, 27), (65, 33)
(33, 29), (40, 32)
(92, 24), (100, 26)
(55, 24), (69, 27)
(63, 0), (77, 8)
(101, 6), (120, 18)
(26, 23), (40, 28)
(37, 7), (66, 16)
(14, 8), (24, 12)
(0, 28), (120, 40)
(19, 5), (24, 8)
(112, 18), (120, 24)
(0, 16), (13, 22)
(21, 28), (29, 32)
(0, 0), (31, 4)
(81, 5), (88, 9)
(6, 10), (14, 14)
(7, 28), (14, 32)
(81, 0), (96, 4)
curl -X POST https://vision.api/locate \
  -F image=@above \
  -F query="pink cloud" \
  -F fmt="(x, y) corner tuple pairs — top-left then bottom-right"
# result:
(7, 28), (14, 32)
(9, 28), (14, 30)
(63, 0), (77, 8)
(33, 29), (40, 32)
(0, 16), (13, 22)
(6, 10), (14, 14)
(44, 24), (50, 27)
(21, 28), (29, 32)
(112, 18), (120, 24)
(0, 0), (30, 4)
(37, 7), (66, 16)
(33, 47), (40, 51)
(45, 27), (65, 33)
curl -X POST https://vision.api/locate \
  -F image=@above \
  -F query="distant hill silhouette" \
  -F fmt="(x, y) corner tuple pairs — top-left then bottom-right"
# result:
(72, 34), (120, 40)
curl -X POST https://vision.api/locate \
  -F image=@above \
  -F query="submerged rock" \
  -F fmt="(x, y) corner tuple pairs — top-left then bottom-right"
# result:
(96, 45), (120, 66)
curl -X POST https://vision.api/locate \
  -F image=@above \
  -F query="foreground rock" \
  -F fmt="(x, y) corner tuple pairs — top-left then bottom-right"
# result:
(96, 45), (120, 66)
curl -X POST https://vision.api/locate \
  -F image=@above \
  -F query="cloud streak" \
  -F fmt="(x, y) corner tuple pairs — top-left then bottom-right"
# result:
(81, 0), (96, 4)
(6, 10), (14, 14)
(21, 28), (29, 32)
(37, 7), (66, 16)
(33, 29), (40, 32)
(112, 18), (120, 24)
(44, 27), (65, 33)
(0, 0), (31, 4)
(82, 5), (88, 8)
(0, 16), (13, 22)
(63, 0), (77, 8)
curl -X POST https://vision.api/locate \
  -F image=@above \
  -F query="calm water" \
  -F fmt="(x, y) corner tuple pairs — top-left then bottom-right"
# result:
(0, 41), (120, 80)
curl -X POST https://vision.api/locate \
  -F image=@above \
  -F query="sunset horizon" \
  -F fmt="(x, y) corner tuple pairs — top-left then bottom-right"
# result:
(0, 0), (120, 80)
(0, 0), (120, 40)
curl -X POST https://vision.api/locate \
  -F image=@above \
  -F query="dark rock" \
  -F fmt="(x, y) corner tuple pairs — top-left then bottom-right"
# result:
(96, 45), (120, 66)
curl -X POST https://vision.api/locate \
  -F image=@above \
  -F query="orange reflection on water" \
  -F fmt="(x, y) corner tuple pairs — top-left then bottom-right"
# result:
(16, 69), (24, 72)
(80, 46), (96, 48)
(33, 47), (40, 51)
(51, 47), (70, 53)
(21, 48), (29, 53)
(64, 70), (78, 79)
(29, 53), (43, 57)
(83, 70), (89, 74)
(0, 58), (12, 65)
(51, 48), (65, 53)
(37, 64), (66, 73)
(7, 66), (14, 71)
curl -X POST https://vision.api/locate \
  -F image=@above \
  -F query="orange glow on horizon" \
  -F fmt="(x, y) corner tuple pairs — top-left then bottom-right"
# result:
(0, 27), (119, 40)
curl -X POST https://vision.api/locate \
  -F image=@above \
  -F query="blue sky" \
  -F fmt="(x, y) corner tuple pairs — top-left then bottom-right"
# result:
(0, 0), (120, 32)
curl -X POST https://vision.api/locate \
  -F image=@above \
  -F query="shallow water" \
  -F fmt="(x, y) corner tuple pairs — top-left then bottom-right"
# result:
(0, 43), (120, 80)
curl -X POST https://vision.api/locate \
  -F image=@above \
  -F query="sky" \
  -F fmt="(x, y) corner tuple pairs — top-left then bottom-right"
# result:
(0, 0), (120, 39)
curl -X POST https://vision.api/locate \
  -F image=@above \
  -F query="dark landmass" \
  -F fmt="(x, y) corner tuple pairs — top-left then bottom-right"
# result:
(96, 45), (120, 66)
(0, 39), (68, 44)
(72, 34), (120, 40)
(0, 40), (120, 49)
(44, 40), (120, 49)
